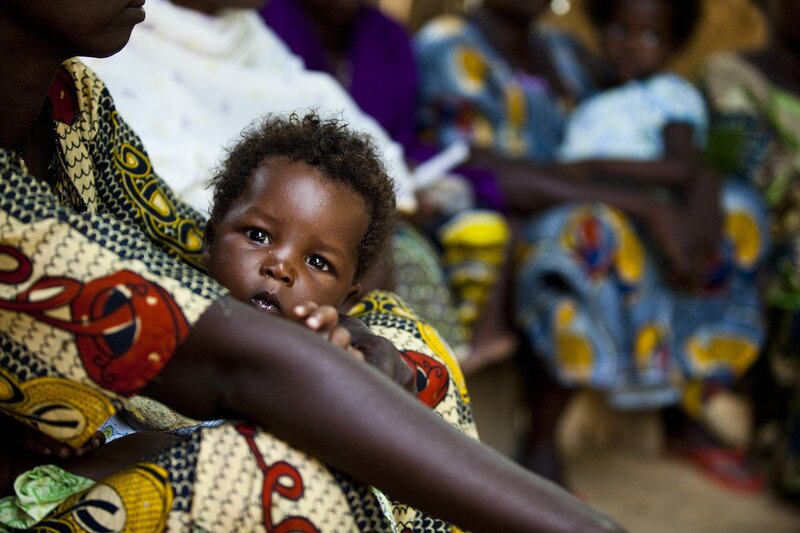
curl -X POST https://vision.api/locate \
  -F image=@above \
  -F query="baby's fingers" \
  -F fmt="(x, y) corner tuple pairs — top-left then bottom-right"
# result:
(303, 305), (340, 331)
(329, 325), (363, 361)
(346, 345), (365, 362)
(291, 302), (319, 322)
(329, 325), (353, 350)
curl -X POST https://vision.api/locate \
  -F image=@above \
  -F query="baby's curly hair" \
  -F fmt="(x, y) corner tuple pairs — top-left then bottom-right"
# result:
(208, 112), (396, 281)
(587, 0), (701, 49)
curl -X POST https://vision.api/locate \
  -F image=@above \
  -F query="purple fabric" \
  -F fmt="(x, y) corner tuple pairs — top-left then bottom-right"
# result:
(260, 1), (420, 157)
(259, 0), (506, 211)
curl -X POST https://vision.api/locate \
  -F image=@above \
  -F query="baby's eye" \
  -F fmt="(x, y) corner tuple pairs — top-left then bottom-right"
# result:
(307, 255), (331, 272)
(247, 228), (270, 244)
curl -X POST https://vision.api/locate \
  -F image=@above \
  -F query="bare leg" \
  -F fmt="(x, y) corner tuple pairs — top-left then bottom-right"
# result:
(517, 353), (572, 486)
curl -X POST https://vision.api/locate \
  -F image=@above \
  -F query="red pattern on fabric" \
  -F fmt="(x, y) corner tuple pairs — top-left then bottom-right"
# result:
(400, 350), (449, 408)
(0, 245), (189, 395)
(236, 423), (320, 533)
(47, 67), (78, 125)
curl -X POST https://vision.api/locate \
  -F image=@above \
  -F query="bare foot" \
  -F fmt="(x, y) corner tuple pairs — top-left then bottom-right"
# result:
(460, 331), (519, 375)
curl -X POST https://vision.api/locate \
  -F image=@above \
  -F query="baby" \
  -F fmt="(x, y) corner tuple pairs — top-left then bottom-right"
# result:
(99, 111), (407, 441)
(202, 111), (398, 357)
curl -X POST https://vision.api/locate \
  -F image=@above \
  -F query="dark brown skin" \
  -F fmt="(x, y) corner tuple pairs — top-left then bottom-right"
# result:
(0, 2), (625, 532)
(299, 0), (361, 61)
(471, 124), (721, 283)
(597, 0), (676, 84)
(148, 298), (625, 532)
(0, 415), (180, 488)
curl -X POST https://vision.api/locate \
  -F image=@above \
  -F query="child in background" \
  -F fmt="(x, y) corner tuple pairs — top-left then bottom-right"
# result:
(541, 0), (767, 405)
(546, 0), (720, 286)
(514, 0), (769, 489)
(561, 0), (706, 161)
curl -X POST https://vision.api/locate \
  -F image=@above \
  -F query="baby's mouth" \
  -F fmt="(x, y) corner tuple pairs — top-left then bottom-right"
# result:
(250, 291), (282, 316)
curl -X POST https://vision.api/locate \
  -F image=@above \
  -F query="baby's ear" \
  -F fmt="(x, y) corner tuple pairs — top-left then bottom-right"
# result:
(200, 221), (216, 269)
(345, 281), (362, 304)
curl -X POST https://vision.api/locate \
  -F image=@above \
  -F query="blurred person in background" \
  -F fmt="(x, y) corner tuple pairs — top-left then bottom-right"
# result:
(415, 0), (769, 491)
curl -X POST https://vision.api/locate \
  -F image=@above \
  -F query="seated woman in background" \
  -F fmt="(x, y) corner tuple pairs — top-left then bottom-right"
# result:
(0, 1), (627, 532)
(701, 0), (800, 497)
(415, 0), (769, 490)
(260, 0), (424, 163)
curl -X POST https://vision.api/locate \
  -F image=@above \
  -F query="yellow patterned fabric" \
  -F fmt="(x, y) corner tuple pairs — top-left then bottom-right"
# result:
(31, 288), (477, 531)
(350, 290), (476, 437)
(2, 59), (474, 531)
(437, 211), (510, 333)
(0, 59), (225, 445)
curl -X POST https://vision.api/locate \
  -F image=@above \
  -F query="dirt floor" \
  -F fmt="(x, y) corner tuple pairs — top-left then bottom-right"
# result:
(465, 360), (800, 533)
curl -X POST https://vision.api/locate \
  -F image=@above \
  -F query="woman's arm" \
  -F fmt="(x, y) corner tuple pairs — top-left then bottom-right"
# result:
(468, 121), (721, 280)
(143, 297), (623, 533)
(470, 123), (702, 204)
(561, 123), (703, 188)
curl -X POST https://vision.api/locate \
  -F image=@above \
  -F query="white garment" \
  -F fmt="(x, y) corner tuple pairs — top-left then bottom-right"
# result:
(82, 0), (415, 215)
(557, 73), (707, 163)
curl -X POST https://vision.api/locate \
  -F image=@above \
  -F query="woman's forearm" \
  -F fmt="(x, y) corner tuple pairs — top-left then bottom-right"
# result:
(483, 157), (669, 222)
(468, 149), (697, 216)
(578, 158), (695, 187)
(143, 297), (622, 532)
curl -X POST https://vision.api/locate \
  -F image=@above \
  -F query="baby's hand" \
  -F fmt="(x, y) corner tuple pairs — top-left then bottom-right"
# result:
(291, 302), (364, 361)
(337, 315), (417, 397)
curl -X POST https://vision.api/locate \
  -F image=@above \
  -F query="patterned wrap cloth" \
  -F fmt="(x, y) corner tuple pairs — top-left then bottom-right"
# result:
(0, 59), (477, 531)
(702, 52), (800, 495)
(415, 15), (566, 163)
(414, 16), (770, 409)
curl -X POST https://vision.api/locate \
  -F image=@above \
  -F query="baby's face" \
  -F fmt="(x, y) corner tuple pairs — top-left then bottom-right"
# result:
(203, 157), (367, 316)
